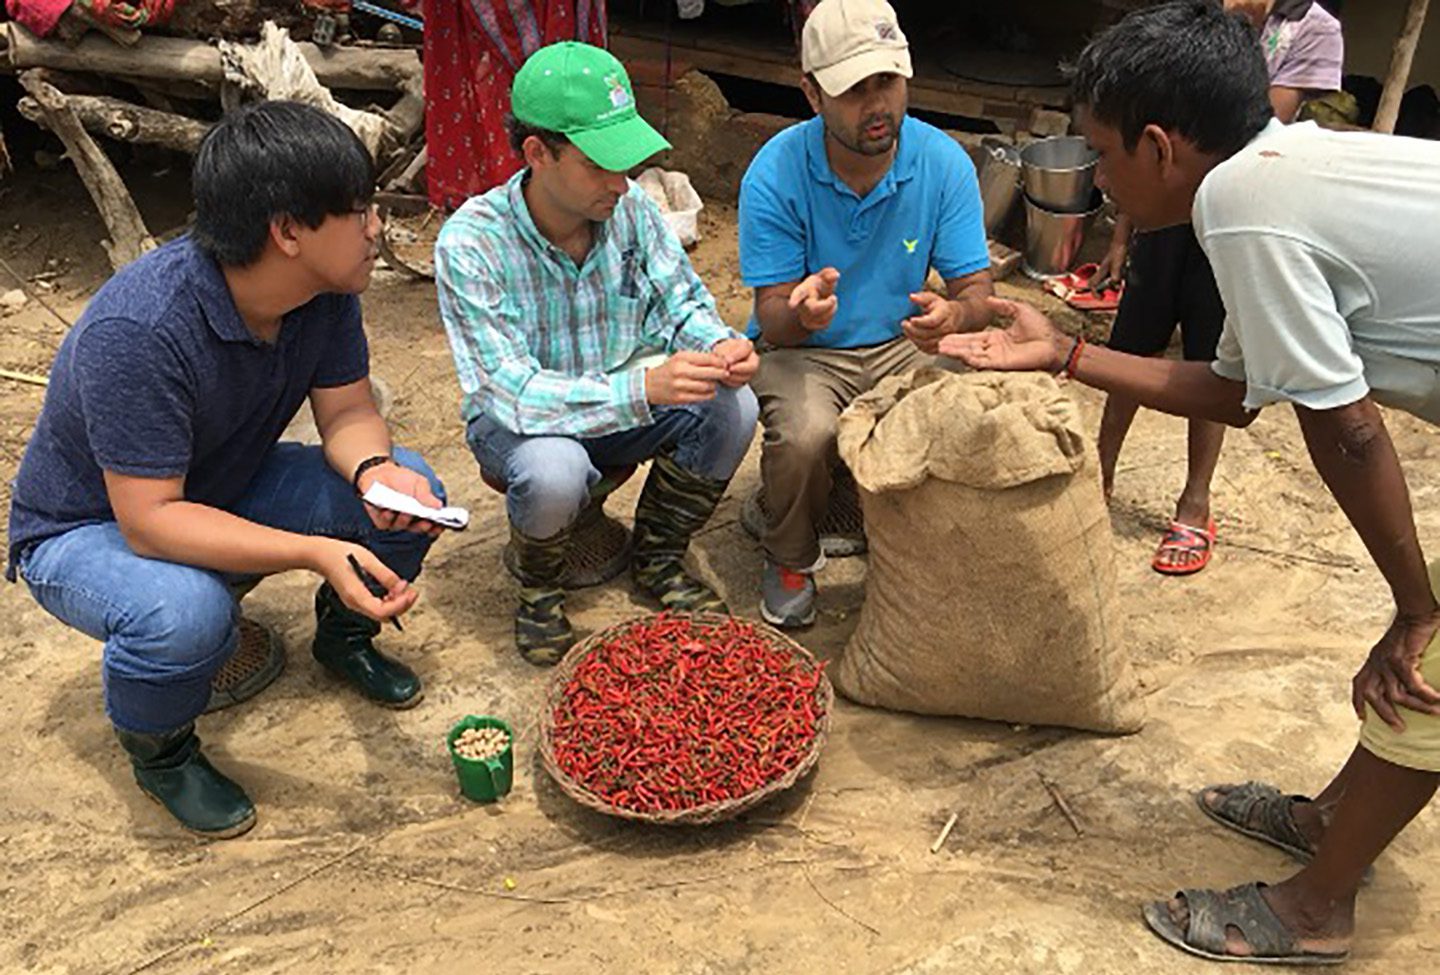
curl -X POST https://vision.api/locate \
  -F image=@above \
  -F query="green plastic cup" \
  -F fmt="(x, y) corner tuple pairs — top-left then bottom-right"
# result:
(447, 715), (515, 803)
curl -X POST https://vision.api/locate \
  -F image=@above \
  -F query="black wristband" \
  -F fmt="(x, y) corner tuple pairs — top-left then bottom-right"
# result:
(352, 454), (394, 495)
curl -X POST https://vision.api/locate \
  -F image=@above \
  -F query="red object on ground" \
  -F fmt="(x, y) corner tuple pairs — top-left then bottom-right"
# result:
(1043, 262), (1125, 312)
(549, 614), (827, 815)
(422, 0), (607, 209)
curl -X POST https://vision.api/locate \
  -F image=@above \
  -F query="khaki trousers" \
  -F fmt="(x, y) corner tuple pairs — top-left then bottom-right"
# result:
(752, 336), (933, 568)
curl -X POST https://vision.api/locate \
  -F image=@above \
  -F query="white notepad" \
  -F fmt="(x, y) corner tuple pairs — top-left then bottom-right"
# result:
(362, 482), (470, 530)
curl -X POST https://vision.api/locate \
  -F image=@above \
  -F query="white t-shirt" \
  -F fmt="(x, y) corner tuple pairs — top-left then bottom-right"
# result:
(1197, 119), (1440, 422)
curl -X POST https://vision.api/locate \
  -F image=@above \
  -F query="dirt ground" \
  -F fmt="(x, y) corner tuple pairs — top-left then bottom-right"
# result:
(4, 163), (1440, 975)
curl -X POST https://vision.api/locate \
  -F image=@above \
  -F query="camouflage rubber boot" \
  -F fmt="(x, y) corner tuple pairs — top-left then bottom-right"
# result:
(511, 524), (575, 666)
(630, 454), (729, 614)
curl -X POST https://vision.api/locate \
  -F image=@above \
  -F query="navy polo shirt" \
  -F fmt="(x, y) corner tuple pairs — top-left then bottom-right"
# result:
(738, 114), (989, 349)
(6, 236), (368, 578)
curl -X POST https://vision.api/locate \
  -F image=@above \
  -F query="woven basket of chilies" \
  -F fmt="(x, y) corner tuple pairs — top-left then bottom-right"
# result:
(540, 612), (833, 825)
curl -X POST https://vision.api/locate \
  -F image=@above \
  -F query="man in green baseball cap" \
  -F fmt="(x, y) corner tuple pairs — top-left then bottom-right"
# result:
(436, 42), (760, 666)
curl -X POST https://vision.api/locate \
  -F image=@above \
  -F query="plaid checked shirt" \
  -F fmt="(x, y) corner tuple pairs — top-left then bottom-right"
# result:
(435, 172), (735, 437)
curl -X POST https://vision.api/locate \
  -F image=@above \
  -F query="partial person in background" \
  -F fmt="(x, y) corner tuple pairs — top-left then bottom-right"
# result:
(1091, 0), (1342, 576)
(421, 0), (606, 209)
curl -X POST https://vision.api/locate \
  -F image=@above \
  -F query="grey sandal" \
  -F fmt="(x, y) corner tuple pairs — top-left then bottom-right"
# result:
(1143, 883), (1349, 965)
(1195, 781), (1316, 861)
(1197, 781), (1376, 884)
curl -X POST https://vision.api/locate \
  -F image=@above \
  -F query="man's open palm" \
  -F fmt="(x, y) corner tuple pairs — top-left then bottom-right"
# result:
(939, 298), (1062, 372)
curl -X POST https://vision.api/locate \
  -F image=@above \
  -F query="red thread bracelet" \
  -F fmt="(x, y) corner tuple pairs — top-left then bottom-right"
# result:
(1062, 337), (1086, 378)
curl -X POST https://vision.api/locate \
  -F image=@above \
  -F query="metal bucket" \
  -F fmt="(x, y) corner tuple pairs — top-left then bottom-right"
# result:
(1023, 190), (1104, 279)
(1021, 136), (1099, 213)
(978, 137), (1022, 236)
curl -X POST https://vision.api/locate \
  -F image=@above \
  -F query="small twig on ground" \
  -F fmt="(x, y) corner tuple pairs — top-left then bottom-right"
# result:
(802, 862), (881, 938)
(121, 839), (374, 975)
(1222, 539), (1361, 571)
(1037, 772), (1084, 837)
(0, 252), (74, 328)
(0, 368), (48, 387)
(362, 854), (819, 906)
(930, 812), (958, 855)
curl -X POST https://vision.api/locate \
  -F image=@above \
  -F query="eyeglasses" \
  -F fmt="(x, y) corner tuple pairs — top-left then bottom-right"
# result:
(352, 202), (379, 228)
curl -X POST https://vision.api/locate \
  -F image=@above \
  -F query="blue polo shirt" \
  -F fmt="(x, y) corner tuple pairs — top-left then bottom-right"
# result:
(6, 236), (369, 579)
(739, 114), (989, 349)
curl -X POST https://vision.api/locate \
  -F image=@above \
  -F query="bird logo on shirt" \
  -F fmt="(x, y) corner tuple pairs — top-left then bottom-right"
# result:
(902, 238), (919, 254)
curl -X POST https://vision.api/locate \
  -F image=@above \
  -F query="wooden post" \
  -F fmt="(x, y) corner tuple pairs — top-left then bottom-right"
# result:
(18, 93), (210, 154)
(1375, 0), (1432, 134)
(17, 71), (155, 271)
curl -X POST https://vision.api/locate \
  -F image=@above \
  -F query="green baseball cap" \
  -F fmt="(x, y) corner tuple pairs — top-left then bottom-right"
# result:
(511, 42), (671, 173)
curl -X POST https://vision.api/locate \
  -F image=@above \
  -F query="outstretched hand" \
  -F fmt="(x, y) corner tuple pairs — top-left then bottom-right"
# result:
(937, 297), (1066, 373)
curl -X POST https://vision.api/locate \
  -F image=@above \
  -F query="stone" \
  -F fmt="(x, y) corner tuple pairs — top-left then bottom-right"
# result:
(0, 288), (28, 314)
(1026, 108), (1072, 138)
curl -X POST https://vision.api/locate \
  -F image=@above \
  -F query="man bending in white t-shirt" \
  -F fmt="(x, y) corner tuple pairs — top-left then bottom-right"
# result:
(944, 0), (1440, 965)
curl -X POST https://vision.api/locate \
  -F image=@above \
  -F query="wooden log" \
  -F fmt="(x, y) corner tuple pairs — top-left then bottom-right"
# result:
(382, 74), (425, 146)
(3, 23), (421, 92)
(1375, 0), (1432, 134)
(18, 93), (210, 154)
(17, 71), (155, 271)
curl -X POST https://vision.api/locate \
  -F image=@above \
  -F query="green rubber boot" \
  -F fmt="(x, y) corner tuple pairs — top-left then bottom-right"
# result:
(631, 454), (729, 614)
(115, 724), (256, 838)
(312, 583), (423, 708)
(510, 524), (575, 666)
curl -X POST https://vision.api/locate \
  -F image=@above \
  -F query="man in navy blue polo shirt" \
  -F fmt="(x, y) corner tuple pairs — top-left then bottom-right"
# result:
(6, 102), (448, 838)
(740, 0), (994, 627)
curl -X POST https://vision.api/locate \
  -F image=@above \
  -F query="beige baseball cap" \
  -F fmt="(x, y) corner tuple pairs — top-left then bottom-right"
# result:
(801, 0), (913, 98)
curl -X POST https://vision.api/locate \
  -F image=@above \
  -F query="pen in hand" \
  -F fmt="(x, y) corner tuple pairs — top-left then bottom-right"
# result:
(346, 553), (404, 632)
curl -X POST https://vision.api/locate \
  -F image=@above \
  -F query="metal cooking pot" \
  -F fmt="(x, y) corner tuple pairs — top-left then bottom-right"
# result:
(1021, 136), (1099, 213)
(1023, 190), (1105, 279)
(978, 137), (1023, 236)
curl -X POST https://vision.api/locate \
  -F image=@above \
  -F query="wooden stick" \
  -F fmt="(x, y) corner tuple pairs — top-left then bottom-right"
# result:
(930, 812), (959, 854)
(1037, 772), (1084, 837)
(1375, 0), (1432, 134)
(17, 71), (155, 271)
(0, 368), (49, 386)
(18, 92), (209, 154)
(4, 23), (421, 92)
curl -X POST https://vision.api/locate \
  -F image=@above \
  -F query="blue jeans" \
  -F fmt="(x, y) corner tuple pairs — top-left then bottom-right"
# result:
(467, 385), (758, 538)
(17, 444), (443, 734)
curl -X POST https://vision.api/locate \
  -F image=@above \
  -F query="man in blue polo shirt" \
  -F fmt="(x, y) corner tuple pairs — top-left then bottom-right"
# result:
(6, 102), (448, 838)
(740, 0), (994, 627)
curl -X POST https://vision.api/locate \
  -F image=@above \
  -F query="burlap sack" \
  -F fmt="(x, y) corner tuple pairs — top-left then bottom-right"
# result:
(834, 369), (1145, 734)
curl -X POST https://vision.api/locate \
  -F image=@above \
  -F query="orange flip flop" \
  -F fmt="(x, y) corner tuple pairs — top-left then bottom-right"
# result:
(1153, 518), (1216, 575)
